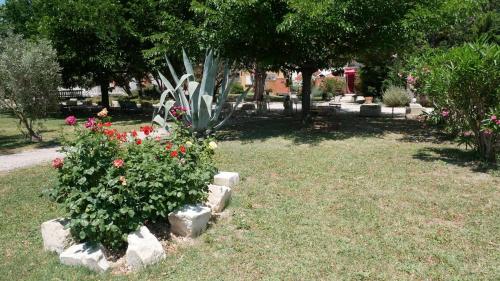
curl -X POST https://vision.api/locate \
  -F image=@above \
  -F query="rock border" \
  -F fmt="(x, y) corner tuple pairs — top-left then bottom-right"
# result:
(41, 171), (239, 273)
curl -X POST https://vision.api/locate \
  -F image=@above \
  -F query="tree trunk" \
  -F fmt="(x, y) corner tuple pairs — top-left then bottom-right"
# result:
(100, 79), (110, 109)
(301, 67), (314, 121)
(253, 66), (266, 101)
(478, 132), (496, 163)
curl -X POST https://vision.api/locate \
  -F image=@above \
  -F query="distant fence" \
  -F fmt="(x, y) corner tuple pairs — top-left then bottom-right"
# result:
(58, 89), (84, 100)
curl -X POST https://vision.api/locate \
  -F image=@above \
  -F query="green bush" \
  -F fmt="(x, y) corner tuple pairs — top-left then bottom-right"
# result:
(382, 85), (410, 107)
(49, 111), (217, 249)
(230, 83), (245, 96)
(411, 42), (500, 161)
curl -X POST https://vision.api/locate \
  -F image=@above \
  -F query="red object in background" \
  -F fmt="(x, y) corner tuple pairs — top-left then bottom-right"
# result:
(344, 68), (356, 93)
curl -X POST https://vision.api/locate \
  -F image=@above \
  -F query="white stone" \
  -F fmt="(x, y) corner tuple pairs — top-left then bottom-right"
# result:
(59, 243), (110, 273)
(206, 185), (232, 213)
(168, 205), (211, 238)
(41, 218), (72, 254)
(406, 103), (424, 115)
(126, 226), (165, 270)
(355, 96), (365, 103)
(340, 94), (356, 103)
(214, 172), (240, 187)
(360, 104), (381, 117)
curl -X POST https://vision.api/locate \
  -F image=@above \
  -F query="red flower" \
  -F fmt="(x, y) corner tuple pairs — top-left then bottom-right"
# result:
(103, 122), (112, 127)
(52, 158), (64, 169)
(131, 130), (138, 137)
(179, 145), (186, 154)
(170, 151), (178, 158)
(104, 129), (115, 137)
(165, 142), (173, 150)
(113, 159), (124, 168)
(136, 139), (142, 145)
(117, 132), (127, 142)
(140, 125), (153, 136)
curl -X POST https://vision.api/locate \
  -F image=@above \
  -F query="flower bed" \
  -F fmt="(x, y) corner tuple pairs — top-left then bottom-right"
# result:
(49, 109), (217, 249)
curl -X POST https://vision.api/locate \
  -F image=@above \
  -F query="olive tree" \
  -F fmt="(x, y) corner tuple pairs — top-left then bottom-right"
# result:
(0, 33), (61, 141)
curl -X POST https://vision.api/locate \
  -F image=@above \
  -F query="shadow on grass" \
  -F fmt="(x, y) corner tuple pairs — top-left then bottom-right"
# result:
(217, 113), (440, 146)
(0, 111), (151, 154)
(413, 147), (498, 173)
(0, 135), (60, 155)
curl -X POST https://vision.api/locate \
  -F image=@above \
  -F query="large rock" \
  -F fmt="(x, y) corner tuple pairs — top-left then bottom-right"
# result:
(206, 185), (232, 213)
(168, 205), (211, 238)
(360, 104), (381, 117)
(214, 172), (240, 187)
(59, 243), (110, 273)
(126, 226), (165, 270)
(41, 218), (72, 254)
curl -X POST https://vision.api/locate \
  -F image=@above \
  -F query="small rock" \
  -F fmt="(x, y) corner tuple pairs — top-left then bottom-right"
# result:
(41, 218), (72, 254)
(214, 172), (240, 187)
(126, 226), (165, 270)
(168, 205), (211, 238)
(59, 243), (110, 273)
(206, 185), (232, 213)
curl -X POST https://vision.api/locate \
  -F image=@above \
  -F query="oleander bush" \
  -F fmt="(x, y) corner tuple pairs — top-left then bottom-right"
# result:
(49, 109), (217, 249)
(410, 42), (499, 161)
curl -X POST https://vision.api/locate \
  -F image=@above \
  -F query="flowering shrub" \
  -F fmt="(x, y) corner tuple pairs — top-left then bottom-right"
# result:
(49, 109), (217, 249)
(410, 43), (499, 161)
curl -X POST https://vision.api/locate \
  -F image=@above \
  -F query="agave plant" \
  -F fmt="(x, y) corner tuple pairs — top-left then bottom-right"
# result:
(153, 49), (250, 135)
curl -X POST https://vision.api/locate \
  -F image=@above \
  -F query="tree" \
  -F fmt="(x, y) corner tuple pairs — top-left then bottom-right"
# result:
(193, 0), (288, 102)
(35, 0), (153, 108)
(277, 0), (422, 119)
(0, 33), (61, 141)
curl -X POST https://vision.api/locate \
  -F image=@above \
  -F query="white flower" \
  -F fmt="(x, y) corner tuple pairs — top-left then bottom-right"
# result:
(186, 141), (193, 148)
(208, 141), (218, 150)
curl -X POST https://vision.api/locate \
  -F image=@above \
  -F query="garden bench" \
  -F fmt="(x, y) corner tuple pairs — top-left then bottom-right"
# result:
(58, 89), (84, 100)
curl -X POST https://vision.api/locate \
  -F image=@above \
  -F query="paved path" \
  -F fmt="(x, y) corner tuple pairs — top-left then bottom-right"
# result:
(0, 147), (63, 172)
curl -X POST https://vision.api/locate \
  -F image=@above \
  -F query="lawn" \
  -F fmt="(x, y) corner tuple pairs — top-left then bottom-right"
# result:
(0, 115), (499, 280)
(0, 112), (152, 155)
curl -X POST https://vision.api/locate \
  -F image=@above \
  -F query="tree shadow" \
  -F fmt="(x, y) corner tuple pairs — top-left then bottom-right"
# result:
(216, 113), (442, 146)
(413, 147), (498, 173)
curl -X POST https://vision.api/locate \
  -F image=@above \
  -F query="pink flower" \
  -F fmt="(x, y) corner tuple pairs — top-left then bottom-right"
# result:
(496, 120), (500, 125)
(407, 74), (417, 85)
(441, 110), (450, 118)
(65, 116), (77, 126)
(52, 158), (64, 169)
(84, 117), (96, 129)
(491, 115), (497, 121)
(113, 159), (124, 168)
(463, 131), (473, 137)
(482, 129), (493, 137)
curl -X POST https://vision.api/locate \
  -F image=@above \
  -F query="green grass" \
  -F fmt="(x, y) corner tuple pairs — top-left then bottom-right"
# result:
(0, 115), (499, 280)
(0, 112), (151, 155)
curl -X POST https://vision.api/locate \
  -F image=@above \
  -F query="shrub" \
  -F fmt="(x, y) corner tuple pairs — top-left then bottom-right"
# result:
(0, 33), (61, 141)
(383, 85), (411, 107)
(321, 78), (345, 97)
(230, 83), (245, 96)
(49, 110), (217, 249)
(411, 42), (500, 161)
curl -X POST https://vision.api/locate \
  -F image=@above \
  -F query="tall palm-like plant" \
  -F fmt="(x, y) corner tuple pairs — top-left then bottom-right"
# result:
(153, 49), (250, 135)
